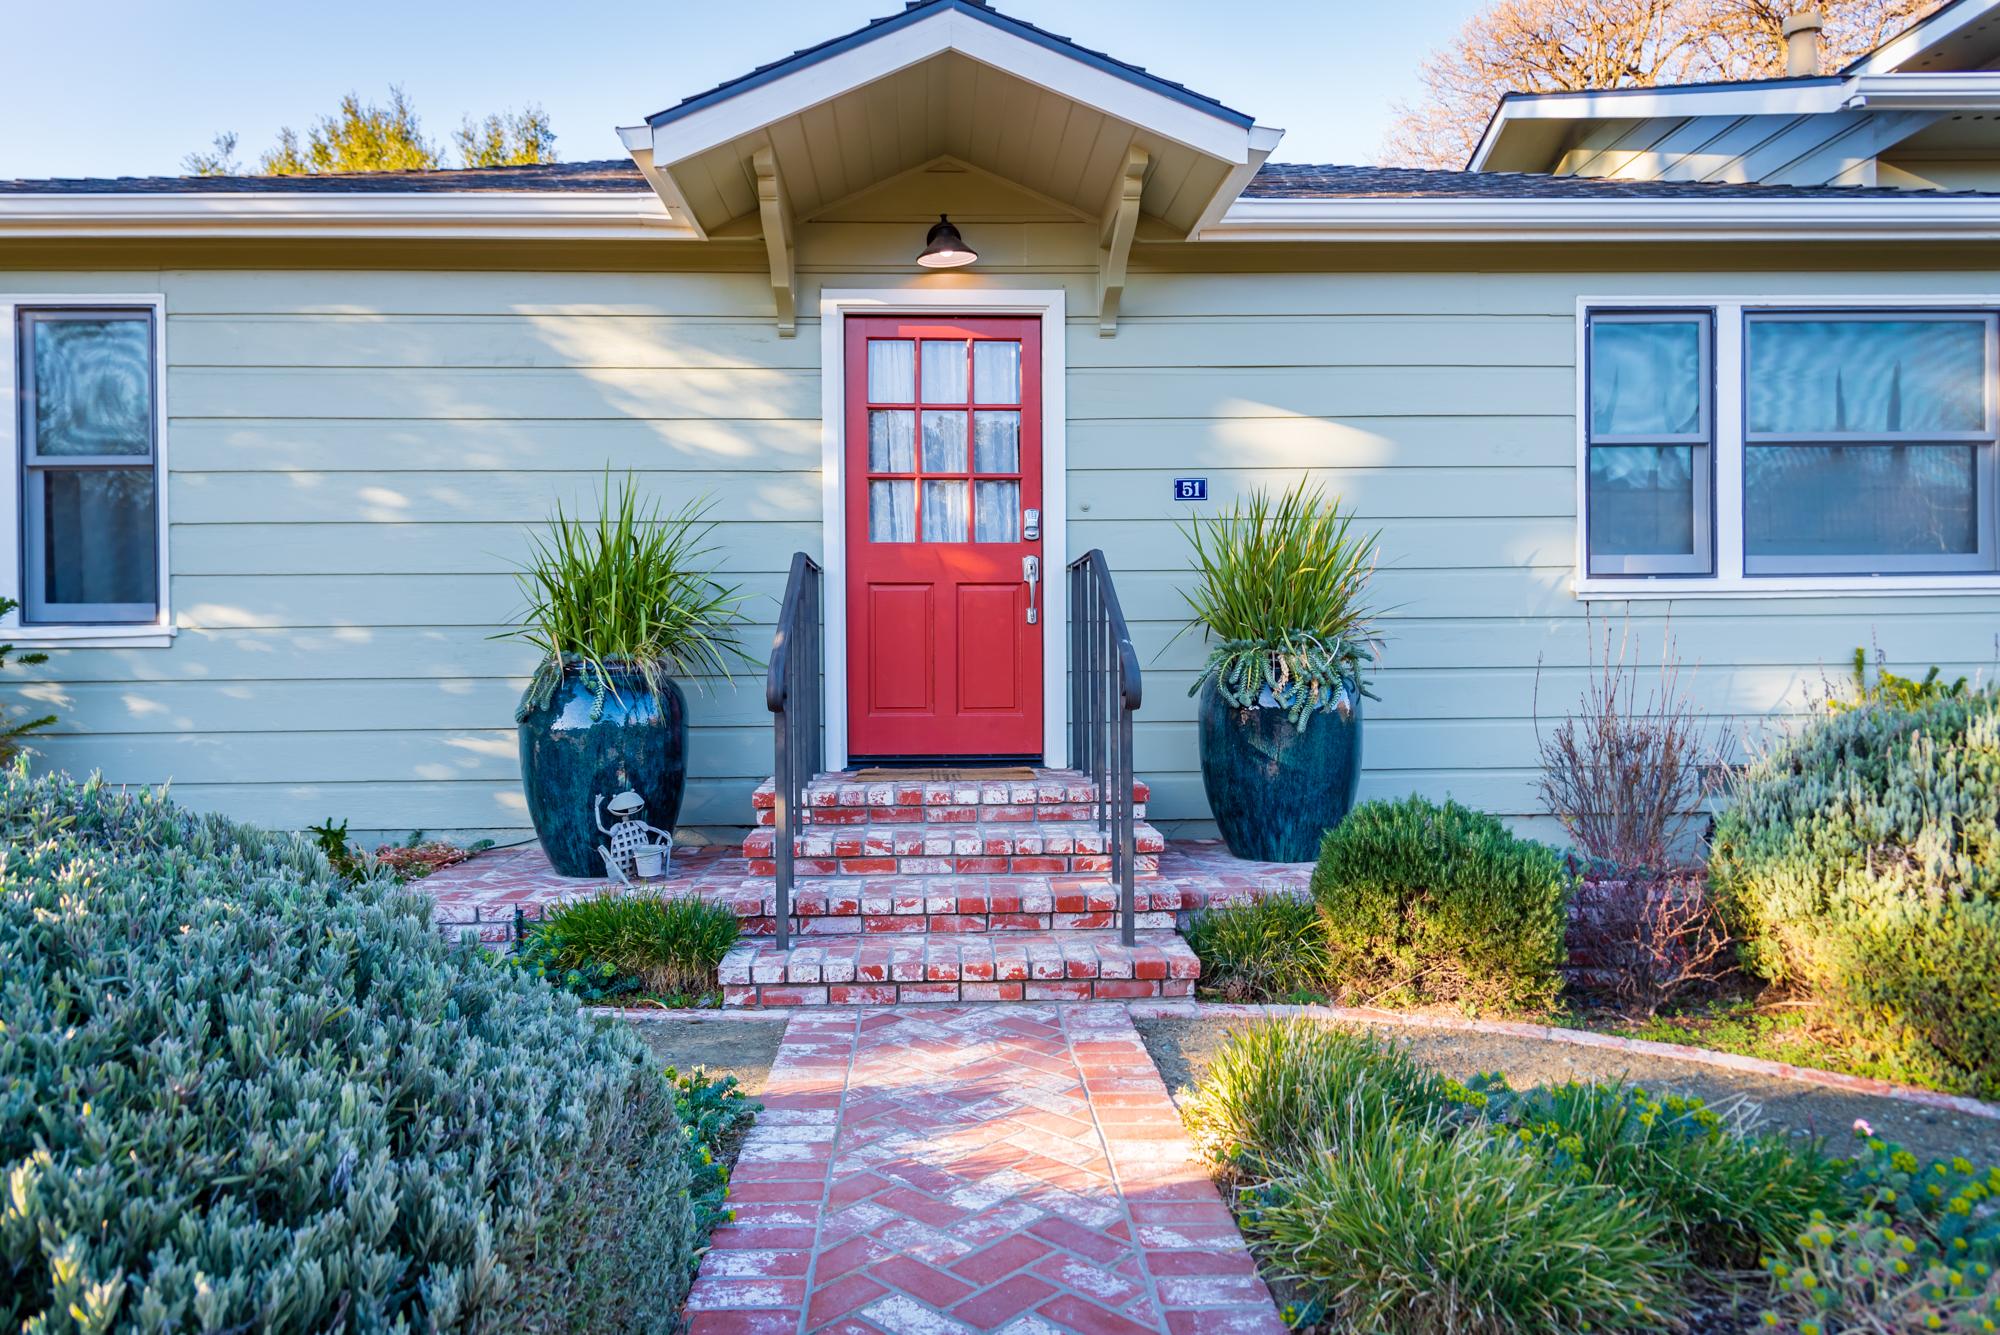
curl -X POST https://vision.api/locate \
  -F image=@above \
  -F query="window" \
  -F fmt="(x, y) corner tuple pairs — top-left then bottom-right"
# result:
(2, 297), (168, 640)
(863, 334), (1024, 545)
(1580, 299), (2000, 594)
(1584, 312), (1713, 575)
(1743, 313), (1995, 575)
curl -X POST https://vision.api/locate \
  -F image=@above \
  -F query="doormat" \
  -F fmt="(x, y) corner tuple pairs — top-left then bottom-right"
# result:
(851, 766), (1038, 782)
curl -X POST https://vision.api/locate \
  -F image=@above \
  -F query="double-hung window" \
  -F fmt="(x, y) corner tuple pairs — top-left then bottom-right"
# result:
(2, 297), (168, 639)
(1579, 298), (2000, 593)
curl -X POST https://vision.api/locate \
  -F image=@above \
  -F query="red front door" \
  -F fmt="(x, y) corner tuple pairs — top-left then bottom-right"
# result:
(845, 315), (1043, 759)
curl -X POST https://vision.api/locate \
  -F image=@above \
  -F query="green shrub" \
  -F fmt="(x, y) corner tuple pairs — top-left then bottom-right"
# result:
(522, 892), (741, 1003)
(1180, 1019), (1453, 1174)
(668, 1066), (760, 1243)
(1311, 795), (1570, 1011)
(0, 766), (704, 1333)
(1760, 1130), (2000, 1333)
(1241, 1109), (1682, 1334)
(1477, 1081), (1852, 1267)
(1185, 895), (1330, 1001)
(1710, 689), (2000, 1094)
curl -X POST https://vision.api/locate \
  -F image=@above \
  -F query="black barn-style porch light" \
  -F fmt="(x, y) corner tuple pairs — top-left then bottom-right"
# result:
(916, 214), (978, 268)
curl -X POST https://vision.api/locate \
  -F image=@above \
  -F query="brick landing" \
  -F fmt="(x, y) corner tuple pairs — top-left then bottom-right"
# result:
(689, 1005), (1284, 1334)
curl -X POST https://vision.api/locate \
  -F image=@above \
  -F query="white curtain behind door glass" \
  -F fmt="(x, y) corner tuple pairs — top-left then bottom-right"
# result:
(975, 481), (1019, 542)
(868, 340), (914, 402)
(973, 411), (1019, 472)
(921, 340), (967, 403)
(973, 341), (1021, 403)
(922, 480), (968, 541)
(869, 410), (915, 472)
(921, 410), (967, 471)
(870, 480), (914, 542)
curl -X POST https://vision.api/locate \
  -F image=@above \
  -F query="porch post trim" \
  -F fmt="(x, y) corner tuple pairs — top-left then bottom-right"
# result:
(817, 286), (1070, 772)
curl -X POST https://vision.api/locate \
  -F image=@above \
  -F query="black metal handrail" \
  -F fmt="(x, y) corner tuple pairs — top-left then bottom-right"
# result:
(766, 551), (823, 950)
(1067, 550), (1143, 945)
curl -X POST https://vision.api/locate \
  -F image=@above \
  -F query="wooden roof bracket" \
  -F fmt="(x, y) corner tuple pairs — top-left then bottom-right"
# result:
(754, 144), (797, 336)
(1097, 145), (1148, 337)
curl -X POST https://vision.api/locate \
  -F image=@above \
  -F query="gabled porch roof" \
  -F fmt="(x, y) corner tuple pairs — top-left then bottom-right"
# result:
(614, 0), (1284, 243)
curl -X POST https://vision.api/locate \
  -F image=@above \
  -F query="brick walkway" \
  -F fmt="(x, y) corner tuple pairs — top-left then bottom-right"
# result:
(689, 1005), (1285, 1334)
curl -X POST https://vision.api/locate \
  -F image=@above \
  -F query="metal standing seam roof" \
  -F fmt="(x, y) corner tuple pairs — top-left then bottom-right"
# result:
(6, 159), (2000, 200)
(641, 0), (1255, 130)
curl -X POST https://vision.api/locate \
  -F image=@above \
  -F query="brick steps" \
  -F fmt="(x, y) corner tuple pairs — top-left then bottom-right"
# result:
(742, 819), (1163, 878)
(750, 770), (1148, 827)
(712, 872), (1177, 936)
(719, 930), (1199, 1007)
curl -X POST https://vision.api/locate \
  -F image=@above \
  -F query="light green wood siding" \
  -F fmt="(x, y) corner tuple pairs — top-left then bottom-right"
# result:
(6, 247), (1999, 841)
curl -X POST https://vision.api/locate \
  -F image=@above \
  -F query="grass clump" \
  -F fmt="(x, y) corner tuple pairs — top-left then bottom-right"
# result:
(1710, 687), (2000, 1096)
(0, 765), (707, 1332)
(520, 891), (741, 1004)
(1311, 795), (1570, 1012)
(1184, 895), (1331, 1002)
(1181, 1019), (1452, 1174)
(1242, 1113), (1682, 1334)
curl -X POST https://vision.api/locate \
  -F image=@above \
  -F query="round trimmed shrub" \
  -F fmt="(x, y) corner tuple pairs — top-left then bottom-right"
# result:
(1711, 689), (2000, 1094)
(1310, 796), (1570, 1011)
(0, 767), (701, 1332)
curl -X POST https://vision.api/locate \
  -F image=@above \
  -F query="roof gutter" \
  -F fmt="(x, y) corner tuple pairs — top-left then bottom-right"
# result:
(1203, 195), (2000, 243)
(0, 191), (697, 241)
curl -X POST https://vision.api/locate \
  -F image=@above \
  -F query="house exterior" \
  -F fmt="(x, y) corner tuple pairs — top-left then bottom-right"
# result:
(3, 0), (1999, 846)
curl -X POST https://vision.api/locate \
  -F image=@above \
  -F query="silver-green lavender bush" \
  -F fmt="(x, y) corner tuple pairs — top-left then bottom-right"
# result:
(0, 765), (699, 1333)
(1710, 688), (2000, 1095)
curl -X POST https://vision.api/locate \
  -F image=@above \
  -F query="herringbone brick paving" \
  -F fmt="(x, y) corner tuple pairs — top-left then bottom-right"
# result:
(686, 1004), (1285, 1334)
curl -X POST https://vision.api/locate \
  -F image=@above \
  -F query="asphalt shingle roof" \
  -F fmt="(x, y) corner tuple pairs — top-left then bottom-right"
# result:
(5, 159), (1997, 202)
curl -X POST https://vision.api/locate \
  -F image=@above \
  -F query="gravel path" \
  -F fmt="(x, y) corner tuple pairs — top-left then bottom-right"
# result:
(1137, 1014), (2000, 1167)
(623, 1015), (785, 1095)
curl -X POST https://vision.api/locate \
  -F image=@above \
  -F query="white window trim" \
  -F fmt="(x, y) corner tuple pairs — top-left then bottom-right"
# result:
(1575, 293), (2000, 601)
(0, 293), (174, 646)
(818, 287), (1068, 771)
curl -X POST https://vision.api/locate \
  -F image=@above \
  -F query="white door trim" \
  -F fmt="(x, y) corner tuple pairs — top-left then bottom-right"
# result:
(818, 286), (1069, 771)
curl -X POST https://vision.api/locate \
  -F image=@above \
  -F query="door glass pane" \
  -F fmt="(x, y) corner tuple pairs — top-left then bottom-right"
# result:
(922, 480), (967, 542)
(868, 410), (914, 472)
(37, 469), (158, 607)
(30, 316), (153, 458)
(1745, 444), (1980, 558)
(920, 340), (967, 403)
(867, 340), (914, 402)
(973, 341), (1021, 403)
(973, 411), (1019, 473)
(869, 480), (914, 542)
(975, 481), (1020, 542)
(1748, 318), (1988, 436)
(1590, 319), (1703, 439)
(1588, 446), (1695, 556)
(921, 410), (967, 472)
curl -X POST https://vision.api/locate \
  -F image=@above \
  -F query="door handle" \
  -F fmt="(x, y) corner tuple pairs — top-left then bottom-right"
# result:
(1023, 555), (1039, 625)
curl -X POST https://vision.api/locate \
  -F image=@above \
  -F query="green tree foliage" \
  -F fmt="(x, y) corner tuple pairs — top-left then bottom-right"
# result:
(191, 88), (558, 178)
(457, 105), (559, 167)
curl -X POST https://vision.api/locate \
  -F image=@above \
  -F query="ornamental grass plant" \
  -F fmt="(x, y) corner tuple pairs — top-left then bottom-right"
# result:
(507, 471), (751, 704)
(1177, 478), (1381, 727)
(0, 765), (706, 1332)
(1183, 894), (1332, 1002)
(519, 891), (742, 1003)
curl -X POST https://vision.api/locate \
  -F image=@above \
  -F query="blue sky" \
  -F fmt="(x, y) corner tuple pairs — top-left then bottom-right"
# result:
(0, 0), (1487, 181)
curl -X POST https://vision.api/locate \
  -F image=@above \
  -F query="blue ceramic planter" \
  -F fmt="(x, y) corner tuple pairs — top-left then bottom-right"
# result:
(1197, 677), (1363, 863)
(517, 661), (687, 878)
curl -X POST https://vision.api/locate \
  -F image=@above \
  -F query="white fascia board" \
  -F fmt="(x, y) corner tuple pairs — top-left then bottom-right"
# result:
(647, 9), (1254, 168)
(1843, 71), (2000, 108)
(1204, 195), (2000, 243)
(1847, 0), (2000, 74)
(0, 192), (696, 240)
